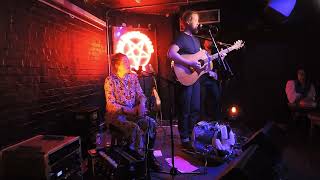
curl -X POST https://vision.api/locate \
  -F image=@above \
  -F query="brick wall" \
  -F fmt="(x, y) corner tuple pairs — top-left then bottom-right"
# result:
(0, 0), (107, 149)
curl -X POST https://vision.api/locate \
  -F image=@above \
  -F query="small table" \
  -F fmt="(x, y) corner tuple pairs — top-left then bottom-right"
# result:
(288, 103), (316, 122)
(307, 112), (320, 138)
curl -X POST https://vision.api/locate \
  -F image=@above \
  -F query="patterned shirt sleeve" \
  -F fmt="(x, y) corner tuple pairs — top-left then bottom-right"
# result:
(104, 77), (122, 113)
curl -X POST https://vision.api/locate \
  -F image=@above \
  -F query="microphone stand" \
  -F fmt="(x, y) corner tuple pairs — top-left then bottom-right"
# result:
(135, 66), (159, 180)
(207, 29), (235, 125)
(149, 75), (205, 178)
(207, 29), (234, 79)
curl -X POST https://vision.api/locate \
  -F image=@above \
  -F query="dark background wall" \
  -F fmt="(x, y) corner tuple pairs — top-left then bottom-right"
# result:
(212, 0), (320, 129)
(0, 0), (107, 149)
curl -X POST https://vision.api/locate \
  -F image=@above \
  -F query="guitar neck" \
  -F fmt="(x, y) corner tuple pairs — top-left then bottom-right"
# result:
(210, 47), (234, 60)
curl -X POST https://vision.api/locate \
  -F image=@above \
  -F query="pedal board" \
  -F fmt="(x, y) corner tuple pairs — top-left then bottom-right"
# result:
(93, 146), (145, 179)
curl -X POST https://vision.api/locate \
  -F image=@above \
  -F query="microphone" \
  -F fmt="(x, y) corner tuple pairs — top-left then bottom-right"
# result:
(148, 64), (156, 75)
(199, 24), (218, 32)
(193, 35), (232, 47)
(131, 66), (143, 76)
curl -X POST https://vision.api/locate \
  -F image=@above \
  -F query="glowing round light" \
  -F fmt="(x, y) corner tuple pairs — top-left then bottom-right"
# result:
(231, 106), (237, 113)
(115, 31), (154, 71)
(228, 105), (240, 120)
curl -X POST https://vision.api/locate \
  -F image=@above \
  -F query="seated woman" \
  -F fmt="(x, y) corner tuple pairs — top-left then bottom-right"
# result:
(104, 53), (160, 170)
(285, 68), (317, 109)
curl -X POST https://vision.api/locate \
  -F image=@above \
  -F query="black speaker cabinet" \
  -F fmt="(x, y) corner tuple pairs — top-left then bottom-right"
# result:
(69, 106), (104, 158)
(222, 122), (286, 180)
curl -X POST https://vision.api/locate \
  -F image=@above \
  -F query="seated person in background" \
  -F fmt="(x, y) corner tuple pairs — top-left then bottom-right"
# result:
(104, 53), (160, 170)
(285, 68), (317, 108)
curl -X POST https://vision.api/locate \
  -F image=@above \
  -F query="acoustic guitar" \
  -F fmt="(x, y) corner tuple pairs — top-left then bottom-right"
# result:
(172, 40), (244, 86)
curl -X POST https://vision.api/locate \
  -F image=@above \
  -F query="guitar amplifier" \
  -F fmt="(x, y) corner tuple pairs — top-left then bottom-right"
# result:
(0, 135), (82, 180)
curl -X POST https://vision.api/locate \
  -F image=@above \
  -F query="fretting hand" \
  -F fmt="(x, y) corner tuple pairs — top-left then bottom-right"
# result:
(219, 49), (227, 60)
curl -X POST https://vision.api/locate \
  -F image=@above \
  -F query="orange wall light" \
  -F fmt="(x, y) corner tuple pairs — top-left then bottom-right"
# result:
(115, 31), (154, 71)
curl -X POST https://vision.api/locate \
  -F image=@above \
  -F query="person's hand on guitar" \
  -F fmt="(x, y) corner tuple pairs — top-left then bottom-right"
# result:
(218, 49), (227, 60)
(189, 61), (202, 71)
(190, 50), (207, 71)
(207, 50), (227, 80)
(208, 71), (218, 80)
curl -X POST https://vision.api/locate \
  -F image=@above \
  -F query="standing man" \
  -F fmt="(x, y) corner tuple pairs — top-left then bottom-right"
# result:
(167, 10), (206, 149)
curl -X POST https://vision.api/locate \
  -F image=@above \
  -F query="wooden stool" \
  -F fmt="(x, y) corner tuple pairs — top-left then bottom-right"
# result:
(307, 112), (320, 139)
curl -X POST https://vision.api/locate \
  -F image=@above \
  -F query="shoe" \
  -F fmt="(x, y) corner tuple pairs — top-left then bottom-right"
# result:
(148, 154), (162, 171)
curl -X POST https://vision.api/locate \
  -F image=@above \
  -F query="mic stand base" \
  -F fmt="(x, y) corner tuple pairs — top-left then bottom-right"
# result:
(150, 85), (205, 178)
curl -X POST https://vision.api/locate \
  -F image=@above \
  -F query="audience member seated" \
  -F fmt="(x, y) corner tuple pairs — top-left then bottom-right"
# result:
(285, 68), (317, 129)
(104, 53), (161, 170)
(285, 68), (317, 109)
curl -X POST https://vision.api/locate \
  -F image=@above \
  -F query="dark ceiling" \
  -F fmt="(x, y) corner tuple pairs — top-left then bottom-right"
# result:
(66, 0), (320, 33)
(70, 0), (213, 16)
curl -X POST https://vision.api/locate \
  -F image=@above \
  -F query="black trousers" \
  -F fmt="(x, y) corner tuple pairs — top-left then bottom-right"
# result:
(177, 80), (201, 141)
(200, 74), (222, 121)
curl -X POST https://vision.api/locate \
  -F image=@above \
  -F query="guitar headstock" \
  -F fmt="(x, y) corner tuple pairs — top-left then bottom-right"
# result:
(232, 40), (245, 50)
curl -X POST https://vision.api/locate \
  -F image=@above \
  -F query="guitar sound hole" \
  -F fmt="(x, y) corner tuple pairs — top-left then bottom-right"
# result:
(198, 59), (205, 66)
